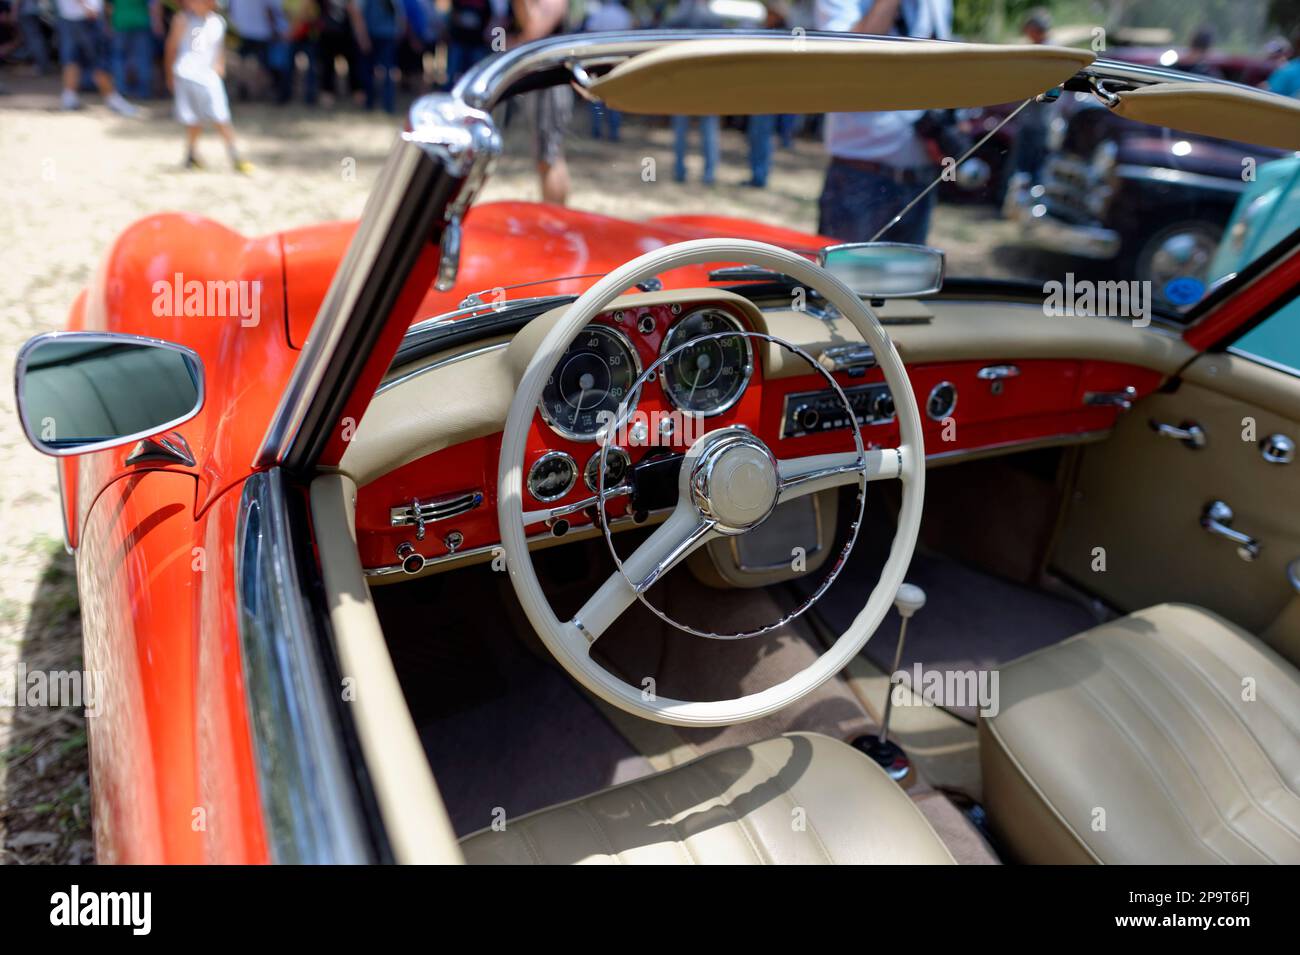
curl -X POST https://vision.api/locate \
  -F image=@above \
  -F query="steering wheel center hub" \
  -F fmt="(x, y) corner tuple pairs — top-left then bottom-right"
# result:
(689, 432), (780, 534)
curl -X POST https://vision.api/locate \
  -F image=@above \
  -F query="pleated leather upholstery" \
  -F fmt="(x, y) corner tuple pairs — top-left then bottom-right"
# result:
(982, 603), (1300, 864)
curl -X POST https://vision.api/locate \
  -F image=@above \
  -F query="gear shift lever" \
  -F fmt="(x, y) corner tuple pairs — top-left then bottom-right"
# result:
(852, 582), (926, 782)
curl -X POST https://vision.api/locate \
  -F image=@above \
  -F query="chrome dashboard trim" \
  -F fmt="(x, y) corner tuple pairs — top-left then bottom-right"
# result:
(364, 504), (672, 578)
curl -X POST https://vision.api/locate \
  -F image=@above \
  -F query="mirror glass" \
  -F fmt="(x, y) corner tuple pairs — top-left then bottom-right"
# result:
(17, 333), (203, 457)
(819, 243), (945, 299)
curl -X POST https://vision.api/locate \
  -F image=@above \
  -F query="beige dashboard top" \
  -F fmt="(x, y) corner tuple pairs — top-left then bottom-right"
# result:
(337, 292), (1196, 487)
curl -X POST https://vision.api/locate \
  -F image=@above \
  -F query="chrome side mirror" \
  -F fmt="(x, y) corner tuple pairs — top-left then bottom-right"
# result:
(818, 242), (945, 299)
(15, 332), (204, 457)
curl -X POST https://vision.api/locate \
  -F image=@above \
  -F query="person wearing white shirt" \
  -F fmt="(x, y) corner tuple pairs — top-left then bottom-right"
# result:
(55, 0), (141, 113)
(814, 0), (951, 242)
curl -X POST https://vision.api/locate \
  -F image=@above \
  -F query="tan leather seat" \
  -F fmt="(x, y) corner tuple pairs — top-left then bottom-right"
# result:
(460, 732), (955, 864)
(982, 603), (1300, 864)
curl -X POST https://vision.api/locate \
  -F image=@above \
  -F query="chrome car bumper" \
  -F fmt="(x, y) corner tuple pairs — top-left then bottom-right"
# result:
(1005, 174), (1121, 260)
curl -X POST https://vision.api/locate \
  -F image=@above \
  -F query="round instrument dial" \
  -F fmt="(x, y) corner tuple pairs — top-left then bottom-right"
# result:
(926, 381), (957, 421)
(584, 447), (632, 492)
(659, 308), (753, 416)
(539, 325), (641, 441)
(527, 451), (577, 502)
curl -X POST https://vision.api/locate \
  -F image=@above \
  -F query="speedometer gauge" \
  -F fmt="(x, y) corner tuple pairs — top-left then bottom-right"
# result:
(539, 325), (641, 441)
(660, 308), (753, 416)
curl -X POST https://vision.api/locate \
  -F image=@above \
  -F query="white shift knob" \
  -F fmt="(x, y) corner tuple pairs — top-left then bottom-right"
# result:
(894, 582), (926, 619)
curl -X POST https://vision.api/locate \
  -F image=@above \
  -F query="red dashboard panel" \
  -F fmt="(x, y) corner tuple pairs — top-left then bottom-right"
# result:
(354, 309), (1162, 572)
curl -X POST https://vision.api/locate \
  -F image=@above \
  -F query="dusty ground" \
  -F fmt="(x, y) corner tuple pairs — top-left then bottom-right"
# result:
(0, 71), (1022, 863)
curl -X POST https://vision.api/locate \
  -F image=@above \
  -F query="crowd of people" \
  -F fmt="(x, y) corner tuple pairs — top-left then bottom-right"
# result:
(2, 0), (1299, 225)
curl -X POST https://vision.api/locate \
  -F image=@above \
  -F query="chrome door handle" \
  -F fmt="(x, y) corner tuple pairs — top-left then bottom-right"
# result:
(1084, 386), (1137, 410)
(977, 364), (1020, 381)
(1201, 500), (1261, 562)
(977, 364), (1020, 395)
(1149, 419), (1207, 449)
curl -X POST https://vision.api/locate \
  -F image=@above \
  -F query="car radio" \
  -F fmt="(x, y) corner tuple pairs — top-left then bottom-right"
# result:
(780, 383), (895, 438)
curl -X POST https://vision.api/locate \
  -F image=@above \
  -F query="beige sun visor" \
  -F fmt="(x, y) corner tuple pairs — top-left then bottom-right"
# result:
(588, 39), (1095, 115)
(1111, 83), (1300, 151)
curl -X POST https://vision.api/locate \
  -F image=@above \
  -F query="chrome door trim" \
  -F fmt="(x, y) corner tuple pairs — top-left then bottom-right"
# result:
(236, 469), (374, 863)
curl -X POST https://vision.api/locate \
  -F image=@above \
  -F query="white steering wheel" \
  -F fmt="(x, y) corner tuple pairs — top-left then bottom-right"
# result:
(498, 239), (925, 727)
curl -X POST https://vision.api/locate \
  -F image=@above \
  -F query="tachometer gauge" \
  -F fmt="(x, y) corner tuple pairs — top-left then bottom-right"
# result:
(539, 325), (641, 441)
(660, 308), (753, 416)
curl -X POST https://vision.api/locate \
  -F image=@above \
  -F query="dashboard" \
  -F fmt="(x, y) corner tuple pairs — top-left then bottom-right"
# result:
(347, 290), (1175, 578)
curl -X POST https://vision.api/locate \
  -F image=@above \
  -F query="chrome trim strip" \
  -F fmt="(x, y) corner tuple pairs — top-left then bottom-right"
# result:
(1225, 346), (1300, 379)
(378, 341), (509, 395)
(235, 469), (373, 863)
(1115, 163), (1248, 195)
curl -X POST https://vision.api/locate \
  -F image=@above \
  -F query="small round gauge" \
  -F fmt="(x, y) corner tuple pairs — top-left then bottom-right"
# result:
(660, 308), (753, 416)
(527, 451), (577, 502)
(584, 447), (632, 492)
(539, 325), (642, 441)
(927, 381), (957, 421)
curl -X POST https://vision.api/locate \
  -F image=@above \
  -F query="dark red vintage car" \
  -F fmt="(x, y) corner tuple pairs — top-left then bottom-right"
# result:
(13, 31), (1300, 865)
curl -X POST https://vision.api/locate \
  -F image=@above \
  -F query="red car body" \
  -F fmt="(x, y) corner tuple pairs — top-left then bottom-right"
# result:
(59, 196), (1300, 863)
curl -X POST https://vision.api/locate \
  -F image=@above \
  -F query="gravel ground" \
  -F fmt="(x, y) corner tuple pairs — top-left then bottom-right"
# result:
(0, 70), (1022, 864)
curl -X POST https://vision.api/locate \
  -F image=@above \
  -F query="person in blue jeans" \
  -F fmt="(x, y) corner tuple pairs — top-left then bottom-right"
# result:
(110, 0), (159, 99)
(350, 0), (402, 113)
(17, 0), (51, 75)
(746, 114), (775, 187)
(815, 0), (952, 242)
(672, 115), (718, 185)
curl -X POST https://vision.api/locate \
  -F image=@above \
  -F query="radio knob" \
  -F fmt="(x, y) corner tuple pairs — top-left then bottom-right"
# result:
(796, 405), (820, 430)
(871, 391), (895, 420)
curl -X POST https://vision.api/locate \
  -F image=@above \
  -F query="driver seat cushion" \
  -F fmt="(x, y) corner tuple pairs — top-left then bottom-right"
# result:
(981, 603), (1300, 864)
(458, 732), (956, 864)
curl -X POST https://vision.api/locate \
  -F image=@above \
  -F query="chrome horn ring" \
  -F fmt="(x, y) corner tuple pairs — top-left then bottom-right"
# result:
(594, 329), (869, 641)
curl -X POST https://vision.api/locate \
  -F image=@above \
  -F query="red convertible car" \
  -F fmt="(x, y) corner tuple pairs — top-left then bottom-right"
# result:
(14, 31), (1300, 865)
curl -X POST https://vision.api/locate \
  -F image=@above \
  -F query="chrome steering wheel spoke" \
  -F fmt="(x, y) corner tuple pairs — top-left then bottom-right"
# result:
(570, 502), (719, 642)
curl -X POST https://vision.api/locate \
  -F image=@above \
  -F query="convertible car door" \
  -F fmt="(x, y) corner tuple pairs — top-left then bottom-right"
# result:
(1053, 292), (1300, 662)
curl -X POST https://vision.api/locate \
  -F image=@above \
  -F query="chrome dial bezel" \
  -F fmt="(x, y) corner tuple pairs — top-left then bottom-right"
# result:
(538, 323), (643, 442)
(583, 446), (631, 492)
(526, 450), (578, 502)
(658, 307), (754, 417)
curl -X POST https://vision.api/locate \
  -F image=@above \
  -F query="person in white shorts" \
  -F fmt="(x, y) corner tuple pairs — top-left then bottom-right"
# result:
(164, 0), (253, 173)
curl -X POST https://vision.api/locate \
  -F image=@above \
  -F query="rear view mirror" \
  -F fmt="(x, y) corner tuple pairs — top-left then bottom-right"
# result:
(818, 242), (945, 299)
(15, 332), (204, 457)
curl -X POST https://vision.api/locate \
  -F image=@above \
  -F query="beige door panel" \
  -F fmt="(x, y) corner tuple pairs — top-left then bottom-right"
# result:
(1054, 353), (1300, 638)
